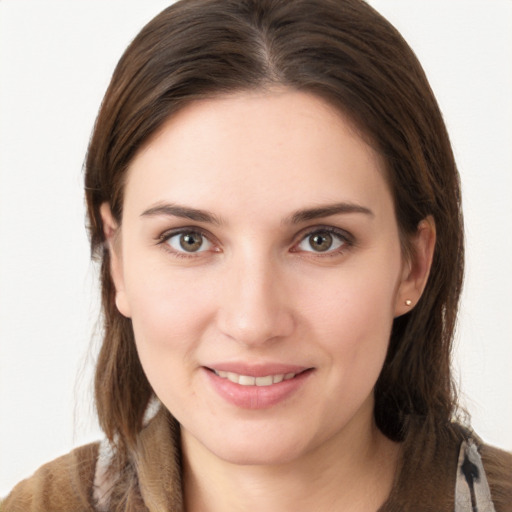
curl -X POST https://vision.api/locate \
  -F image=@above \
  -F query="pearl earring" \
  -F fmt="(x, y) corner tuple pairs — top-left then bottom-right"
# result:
(405, 299), (412, 306)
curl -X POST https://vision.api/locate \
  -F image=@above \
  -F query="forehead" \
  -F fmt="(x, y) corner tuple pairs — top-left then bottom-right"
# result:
(123, 89), (393, 223)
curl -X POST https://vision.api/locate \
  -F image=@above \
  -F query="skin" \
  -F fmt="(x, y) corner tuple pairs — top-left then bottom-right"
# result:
(102, 89), (435, 511)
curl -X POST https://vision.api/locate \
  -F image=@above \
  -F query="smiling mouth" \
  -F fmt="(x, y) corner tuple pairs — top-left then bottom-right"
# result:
(205, 366), (313, 408)
(212, 369), (299, 386)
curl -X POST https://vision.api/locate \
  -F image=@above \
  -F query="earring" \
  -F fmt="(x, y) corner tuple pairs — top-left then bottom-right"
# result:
(405, 299), (412, 306)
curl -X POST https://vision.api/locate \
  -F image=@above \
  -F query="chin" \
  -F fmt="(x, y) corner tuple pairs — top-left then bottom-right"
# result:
(184, 419), (315, 467)
(210, 437), (308, 466)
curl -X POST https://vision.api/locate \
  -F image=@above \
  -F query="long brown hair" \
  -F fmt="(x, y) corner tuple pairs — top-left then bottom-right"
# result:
(85, 0), (463, 451)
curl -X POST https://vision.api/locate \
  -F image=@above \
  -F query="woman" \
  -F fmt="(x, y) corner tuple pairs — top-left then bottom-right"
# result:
(3, 0), (511, 510)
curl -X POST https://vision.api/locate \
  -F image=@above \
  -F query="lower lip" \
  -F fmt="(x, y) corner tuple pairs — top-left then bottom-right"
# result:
(204, 368), (313, 410)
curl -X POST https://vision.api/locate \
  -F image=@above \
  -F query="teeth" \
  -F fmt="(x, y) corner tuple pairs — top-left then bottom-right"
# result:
(226, 372), (241, 384)
(213, 370), (296, 386)
(239, 375), (255, 386)
(255, 375), (273, 386)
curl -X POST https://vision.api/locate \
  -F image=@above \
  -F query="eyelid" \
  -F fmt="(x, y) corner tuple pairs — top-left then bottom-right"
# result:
(156, 226), (219, 256)
(155, 224), (354, 258)
(291, 225), (354, 255)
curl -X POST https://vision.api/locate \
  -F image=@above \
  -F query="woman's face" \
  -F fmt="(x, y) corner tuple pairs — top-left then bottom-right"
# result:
(105, 89), (426, 465)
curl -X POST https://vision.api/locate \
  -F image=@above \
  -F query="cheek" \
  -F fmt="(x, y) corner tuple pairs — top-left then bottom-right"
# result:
(310, 287), (395, 433)
(303, 263), (398, 336)
(126, 270), (221, 418)
(301, 265), (399, 380)
(125, 264), (217, 381)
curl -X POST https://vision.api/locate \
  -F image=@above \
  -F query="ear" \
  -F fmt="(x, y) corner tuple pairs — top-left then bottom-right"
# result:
(395, 216), (436, 317)
(100, 203), (132, 318)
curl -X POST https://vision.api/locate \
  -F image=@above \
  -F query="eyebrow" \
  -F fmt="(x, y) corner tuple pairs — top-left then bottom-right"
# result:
(140, 201), (373, 225)
(287, 202), (374, 224)
(140, 203), (222, 225)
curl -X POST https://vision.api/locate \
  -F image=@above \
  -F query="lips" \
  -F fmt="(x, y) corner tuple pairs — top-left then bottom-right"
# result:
(204, 363), (313, 409)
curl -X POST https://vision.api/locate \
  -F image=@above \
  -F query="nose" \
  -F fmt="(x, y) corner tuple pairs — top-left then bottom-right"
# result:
(216, 253), (295, 347)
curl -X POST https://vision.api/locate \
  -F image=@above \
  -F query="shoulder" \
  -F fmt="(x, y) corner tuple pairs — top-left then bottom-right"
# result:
(1, 442), (99, 512)
(480, 443), (512, 512)
(385, 422), (510, 512)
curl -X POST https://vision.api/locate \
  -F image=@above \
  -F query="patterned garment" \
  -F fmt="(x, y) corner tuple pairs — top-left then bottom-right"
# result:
(4, 401), (510, 511)
(455, 439), (497, 512)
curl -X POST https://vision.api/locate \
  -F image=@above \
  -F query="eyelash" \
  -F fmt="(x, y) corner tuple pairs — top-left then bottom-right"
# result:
(156, 225), (354, 259)
(156, 227), (217, 259)
(292, 226), (354, 257)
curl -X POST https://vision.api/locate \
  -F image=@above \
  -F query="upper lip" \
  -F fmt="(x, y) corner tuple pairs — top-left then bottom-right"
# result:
(205, 362), (311, 377)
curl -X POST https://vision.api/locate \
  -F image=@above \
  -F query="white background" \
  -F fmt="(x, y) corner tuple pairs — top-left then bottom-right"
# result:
(1, 0), (511, 497)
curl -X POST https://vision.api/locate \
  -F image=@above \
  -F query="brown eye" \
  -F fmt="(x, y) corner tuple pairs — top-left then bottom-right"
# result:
(296, 229), (348, 254)
(166, 231), (213, 253)
(308, 232), (333, 252)
(180, 232), (203, 252)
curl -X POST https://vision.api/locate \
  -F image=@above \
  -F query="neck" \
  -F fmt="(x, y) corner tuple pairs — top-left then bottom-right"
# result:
(182, 402), (400, 512)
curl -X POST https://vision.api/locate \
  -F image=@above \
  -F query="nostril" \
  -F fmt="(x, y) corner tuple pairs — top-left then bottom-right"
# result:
(216, 301), (295, 347)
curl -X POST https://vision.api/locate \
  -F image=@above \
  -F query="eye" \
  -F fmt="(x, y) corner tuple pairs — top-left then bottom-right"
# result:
(165, 230), (213, 253)
(295, 228), (349, 254)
